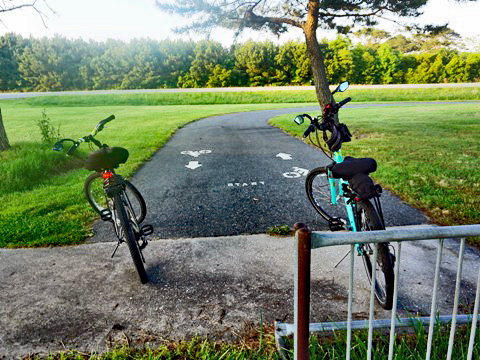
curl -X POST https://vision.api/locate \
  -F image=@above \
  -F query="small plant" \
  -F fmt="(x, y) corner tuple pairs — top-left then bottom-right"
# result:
(267, 224), (292, 236)
(37, 110), (61, 143)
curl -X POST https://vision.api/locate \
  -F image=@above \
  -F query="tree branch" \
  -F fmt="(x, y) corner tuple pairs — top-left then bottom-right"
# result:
(244, 7), (303, 29)
(0, 1), (37, 13)
(318, 7), (384, 19)
(0, 0), (54, 28)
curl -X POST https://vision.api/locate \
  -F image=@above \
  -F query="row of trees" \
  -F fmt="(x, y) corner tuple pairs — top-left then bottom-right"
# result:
(1, 33), (479, 92)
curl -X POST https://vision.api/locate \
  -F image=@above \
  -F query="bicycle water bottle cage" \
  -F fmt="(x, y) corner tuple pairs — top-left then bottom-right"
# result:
(328, 217), (345, 232)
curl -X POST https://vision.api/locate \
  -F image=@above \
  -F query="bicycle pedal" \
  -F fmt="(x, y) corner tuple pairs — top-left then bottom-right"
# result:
(139, 239), (148, 250)
(328, 217), (345, 232)
(100, 209), (112, 222)
(140, 224), (154, 237)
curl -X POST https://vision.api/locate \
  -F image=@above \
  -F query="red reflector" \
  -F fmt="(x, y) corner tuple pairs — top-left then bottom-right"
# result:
(103, 171), (113, 179)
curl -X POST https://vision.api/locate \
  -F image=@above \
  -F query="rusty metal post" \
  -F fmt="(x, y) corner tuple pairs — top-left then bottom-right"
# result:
(294, 223), (306, 232)
(295, 226), (311, 360)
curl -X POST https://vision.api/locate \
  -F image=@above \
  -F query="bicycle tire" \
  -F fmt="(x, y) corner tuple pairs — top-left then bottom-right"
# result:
(357, 199), (394, 310)
(84, 172), (146, 224)
(306, 167), (346, 222)
(113, 193), (148, 284)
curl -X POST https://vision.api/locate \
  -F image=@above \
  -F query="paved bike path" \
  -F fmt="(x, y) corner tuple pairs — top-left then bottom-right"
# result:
(91, 103), (434, 242)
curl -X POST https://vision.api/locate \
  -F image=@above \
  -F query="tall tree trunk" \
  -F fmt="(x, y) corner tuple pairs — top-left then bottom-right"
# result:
(303, 0), (336, 121)
(0, 108), (11, 151)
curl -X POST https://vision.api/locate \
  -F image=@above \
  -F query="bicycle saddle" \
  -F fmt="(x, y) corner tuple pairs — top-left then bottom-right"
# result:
(331, 156), (377, 180)
(85, 147), (129, 171)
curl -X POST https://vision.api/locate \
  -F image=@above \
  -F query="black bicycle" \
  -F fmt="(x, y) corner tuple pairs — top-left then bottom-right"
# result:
(53, 115), (153, 284)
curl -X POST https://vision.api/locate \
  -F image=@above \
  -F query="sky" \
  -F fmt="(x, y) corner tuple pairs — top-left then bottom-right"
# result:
(0, 0), (479, 46)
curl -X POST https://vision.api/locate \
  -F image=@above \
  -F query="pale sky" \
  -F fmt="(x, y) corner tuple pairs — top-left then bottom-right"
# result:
(0, 0), (479, 45)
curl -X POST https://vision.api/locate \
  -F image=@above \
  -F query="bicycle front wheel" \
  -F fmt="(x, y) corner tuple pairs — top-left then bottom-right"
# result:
(306, 167), (347, 222)
(84, 172), (146, 224)
(113, 193), (148, 284)
(357, 199), (394, 310)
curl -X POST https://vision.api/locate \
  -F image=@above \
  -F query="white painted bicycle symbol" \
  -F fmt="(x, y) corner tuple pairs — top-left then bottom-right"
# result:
(283, 167), (309, 178)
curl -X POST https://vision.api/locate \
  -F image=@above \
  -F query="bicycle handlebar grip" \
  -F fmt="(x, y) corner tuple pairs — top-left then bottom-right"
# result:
(338, 97), (352, 107)
(303, 124), (316, 138)
(94, 115), (115, 134)
(102, 114), (115, 123)
(98, 115), (115, 127)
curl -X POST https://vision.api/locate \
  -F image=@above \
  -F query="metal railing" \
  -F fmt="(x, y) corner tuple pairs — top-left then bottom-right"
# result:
(275, 223), (480, 360)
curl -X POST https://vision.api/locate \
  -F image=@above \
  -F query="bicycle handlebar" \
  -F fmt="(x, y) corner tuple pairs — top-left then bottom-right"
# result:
(338, 97), (351, 108)
(52, 115), (115, 155)
(92, 115), (115, 136)
(303, 124), (316, 138)
(296, 97), (350, 138)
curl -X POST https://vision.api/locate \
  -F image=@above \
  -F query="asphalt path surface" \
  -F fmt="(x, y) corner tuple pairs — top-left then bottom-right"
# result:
(92, 103), (433, 242)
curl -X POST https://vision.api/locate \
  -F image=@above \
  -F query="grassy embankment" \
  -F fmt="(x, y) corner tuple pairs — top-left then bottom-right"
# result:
(270, 103), (480, 244)
(0, 87), (478, 247)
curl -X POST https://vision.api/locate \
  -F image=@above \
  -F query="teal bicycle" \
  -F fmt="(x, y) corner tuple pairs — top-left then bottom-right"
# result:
(294, 82), (395, 309)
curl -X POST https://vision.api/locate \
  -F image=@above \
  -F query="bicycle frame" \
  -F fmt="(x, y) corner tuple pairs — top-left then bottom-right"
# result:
(326, 150), (367, 255)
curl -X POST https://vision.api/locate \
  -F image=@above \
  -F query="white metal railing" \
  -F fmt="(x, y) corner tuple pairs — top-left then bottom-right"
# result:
(274, 224), (480, 360)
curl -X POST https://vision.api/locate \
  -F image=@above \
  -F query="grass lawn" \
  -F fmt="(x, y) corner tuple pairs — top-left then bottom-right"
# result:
(270, 103), (480, 243)
(0, 102), (315, 247)
(5, 86), (480, 107)
(25, 324), (480, 359)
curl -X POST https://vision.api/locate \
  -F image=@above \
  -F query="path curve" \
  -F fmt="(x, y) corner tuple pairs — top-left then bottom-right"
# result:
(91, 103), (445, 242)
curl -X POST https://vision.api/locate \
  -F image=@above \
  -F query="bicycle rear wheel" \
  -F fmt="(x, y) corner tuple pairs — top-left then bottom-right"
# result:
(357, 199), (394, 310)
(113, 193), (148, 284)
(84, 172), (146, 224)
(305, 167), (347, 222)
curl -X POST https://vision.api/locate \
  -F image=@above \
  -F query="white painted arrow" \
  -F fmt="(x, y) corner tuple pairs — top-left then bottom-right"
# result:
(185, 161), (202, 170)
(276, 153), (292, 160)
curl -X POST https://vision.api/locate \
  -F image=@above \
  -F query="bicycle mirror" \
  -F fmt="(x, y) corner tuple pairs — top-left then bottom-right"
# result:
(53, 141), (63, 151)
(294, 115), (304, 125)
(337, 81), (349, 92)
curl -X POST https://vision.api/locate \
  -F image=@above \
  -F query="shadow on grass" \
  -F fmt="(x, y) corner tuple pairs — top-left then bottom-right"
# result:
(0, 141), (85, 195)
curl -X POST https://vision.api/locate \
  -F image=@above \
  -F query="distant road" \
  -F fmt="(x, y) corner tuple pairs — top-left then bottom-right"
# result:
(1, 82), (479, 100)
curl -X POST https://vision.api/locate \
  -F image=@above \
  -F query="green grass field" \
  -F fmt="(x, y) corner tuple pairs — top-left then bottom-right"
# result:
(4, 86), (480, 107)
(270, 103), (480, 242)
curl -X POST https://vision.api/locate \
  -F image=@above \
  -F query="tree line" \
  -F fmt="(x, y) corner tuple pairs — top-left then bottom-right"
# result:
(0, 32), (479, 92)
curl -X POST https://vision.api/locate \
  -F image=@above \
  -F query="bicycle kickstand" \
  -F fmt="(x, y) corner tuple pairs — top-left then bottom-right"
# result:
(111, 241), (121, 258)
